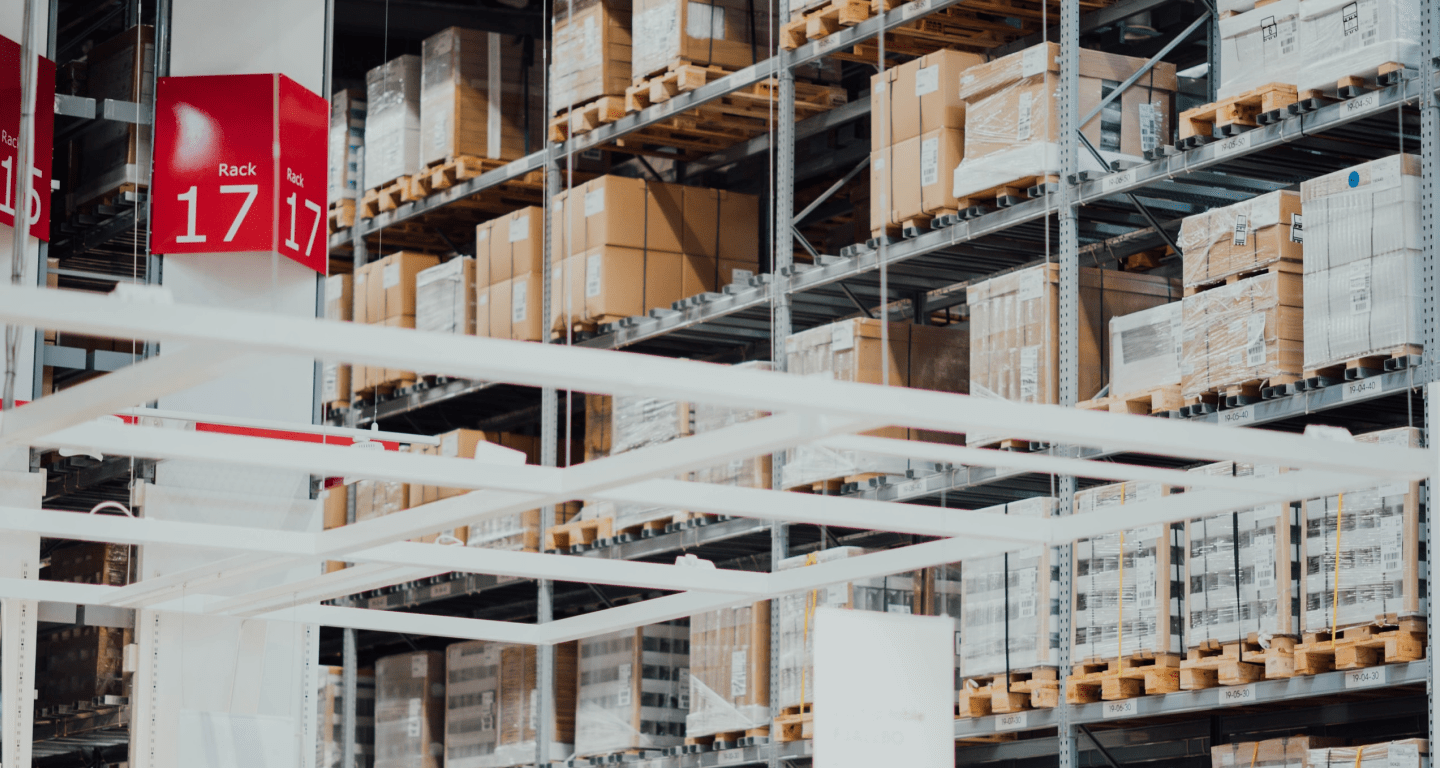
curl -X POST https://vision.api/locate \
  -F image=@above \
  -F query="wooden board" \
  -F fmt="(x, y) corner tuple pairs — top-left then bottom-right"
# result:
(1065, 654), (1182, 703)
(1303, 344), (1423, 382)
(1293, 618), (1426, 675)
(1182, 260), (1303, 296)
(956, 668), (1059, 718)
(1178, 638), (1297, 689)
(1178, 83), (1299, 141)
(1075, 385), (1183, 415)
(328, 199), (355, 234)
(627, 62), (733, 113)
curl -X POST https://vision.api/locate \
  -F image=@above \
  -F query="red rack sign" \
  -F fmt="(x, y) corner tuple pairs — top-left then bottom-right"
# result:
(0, 34), (56, 240)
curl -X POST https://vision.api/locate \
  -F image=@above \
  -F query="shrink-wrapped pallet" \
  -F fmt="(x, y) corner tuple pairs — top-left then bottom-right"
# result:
(1072, 482), (1184, 662)
(444, 642), (500, 768)
(354, 479), (410, 522)
(780, 318), (967, 488)
(1218, 1), (1302, 99)
(468, 502), (583, 552)
(421, 28), (543, 165)
(687, 601), (770, 738)
(365, 55), (422, 190)
(498, 644), (578, 764)
(1302, 427), (1426, 632)
(631, 0), (774, 81)
(445, 641), (578, 768)
(37, 625), (131, 709)
(1180, 272), (1303, 397)
(1179, 190), (1304, 289)
(319, 666), (376, 768)
(330, 88), (367, 201)
(575, 622), (690, 757)
(1308, 740), (1428, 768)
(1184, 462), (1300, 649)
(551, 0), (634, 111)
(1300, 154), (1423, 370)
(416, 258), (477, 337)
(321, 274), (354, 405)
(581, 393), (690, 528)
(1296, 0), (1420, 92)
(968, 264), (1177, 442)
(952, 43), (1175, 201)
(691, 361), (771, 489)
(75, 26), (153, 207)
(375, 651), (445, 768)
(1108, 302), (1183, 398)
(1211, 736), (1346, 768)
(959, 498), (1061, 678)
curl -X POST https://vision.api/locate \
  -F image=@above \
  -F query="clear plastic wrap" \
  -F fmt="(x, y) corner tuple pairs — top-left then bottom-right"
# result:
(582, 394), (691, 528)
(1178, 190), (1303, 289)
(959, 498), (1061, 678)
(692, 361), (771, 489)
(1300, 154), (1423, 369)
(497, 644), (578, 765)
(687, 601), (770, 738)
(551, 0), (633, 110)
(1303, 427), (1425, 632)
(1180, 272), (1303, 397)
(575, 622), (690, 757)
(467, 502), (581, 551)
(354, 479), (410, 522)
(420, 28), (542, 164)
(1218, 0), (1301, 99)
(1072, 482), (1183, 661)
(330, 89), (366, 201)
(444, 642), (500, 768)
(1211, 736), (1346, 768)
(1296, 0), (1420, 92)
(1308, 740), (1428, 768)
(364, 55), (423, 190)
(446, 641), (577, 768)
(1109, 302), (1183, 398)
(1185, 462), (1299, 649)
(375, 651), (446, 768)
(319, 666), (376, 768)
(631, 0), (773, 81)
(416, 258), (477, 336)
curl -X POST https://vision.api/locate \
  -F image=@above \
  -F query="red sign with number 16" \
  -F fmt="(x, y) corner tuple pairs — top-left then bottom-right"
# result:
(151, 73), (328, 273)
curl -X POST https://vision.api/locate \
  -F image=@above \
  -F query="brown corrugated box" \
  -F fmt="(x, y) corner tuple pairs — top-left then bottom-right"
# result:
(37, 625), (131, 709)
(552, 247), (686, 331)
(498, 643), (579, 752)
(551, 0), (633, 112)
(375, 651), (446, 768)
(1211, 737), (1347, 768)
(680, 187), (759, 261)
(362, 252), (441, 322)
(485, 207), (545, 285)
(869, 146), (896, 232)
(1180, 191), (1304, 288)
(1180, 272), (1302, 397)
(486, 270), (550, 342)
(892, 127), (965, 221)
(630, 0), (773, 80)
(420, 28), (543, 164)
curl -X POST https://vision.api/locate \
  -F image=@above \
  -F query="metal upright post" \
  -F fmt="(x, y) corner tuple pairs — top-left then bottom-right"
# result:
(536, 117), (563, 768)
(1418, 0), (1437, 747)
(341, 627), (357, 768)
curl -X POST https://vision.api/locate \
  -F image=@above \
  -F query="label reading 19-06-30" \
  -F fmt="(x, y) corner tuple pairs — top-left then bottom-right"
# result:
(1101, 699), (1137, 719)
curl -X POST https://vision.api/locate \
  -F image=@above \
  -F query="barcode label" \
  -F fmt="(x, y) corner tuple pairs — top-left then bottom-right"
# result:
(1233, 214), (1248, 246)
(920, 137), (940, 187)
(1017, 93), (1033, 140)
(585, 254), (603, 297)
(1245, 313), (1266, 368)
(1138, 103), (1160, 152)
(1349, 261), (1371, 314)
(1290, 213), (1303, 243)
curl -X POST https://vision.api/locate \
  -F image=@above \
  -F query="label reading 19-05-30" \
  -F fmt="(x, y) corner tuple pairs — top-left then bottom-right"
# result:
(1219, 683), (1257, 705)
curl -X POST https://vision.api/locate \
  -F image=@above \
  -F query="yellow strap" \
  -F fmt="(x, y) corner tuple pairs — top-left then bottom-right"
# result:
(1250, 741), (1260, 768)
(800, 552), (820, 708)
(1331, 493), (1344, 641)
(1352, 745), (1365, 768)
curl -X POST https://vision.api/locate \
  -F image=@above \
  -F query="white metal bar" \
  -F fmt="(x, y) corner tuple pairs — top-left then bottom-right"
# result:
(207, 562), (443, 617)
(122, 406), (441, 444)
(100, 554), (301, 608)
(0, 505), (318, 554)
(537, 590), (755, 645)
(266, 604), (543, 644)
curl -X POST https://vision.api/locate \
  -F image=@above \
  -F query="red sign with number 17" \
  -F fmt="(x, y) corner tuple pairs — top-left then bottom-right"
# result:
(151, 73), (328, 273)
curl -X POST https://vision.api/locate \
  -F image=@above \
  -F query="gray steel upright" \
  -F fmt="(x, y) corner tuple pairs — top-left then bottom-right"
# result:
(1420, 0), (1438, 749)
(536, 149), (563, 768)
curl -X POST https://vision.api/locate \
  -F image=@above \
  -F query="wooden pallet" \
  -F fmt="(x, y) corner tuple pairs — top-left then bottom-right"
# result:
(1065, 654), (1182, 703)
(683, 727), (770, 747)
(544, 517), (614, 551)
(409, 155), (521, 199)
(354, 376), (416, 401)
(1178, 83), (1299, 141)
(956, 175), (1058, 211)
(1076, 385), (1183, 415)
(327, 199), (355, 233)
(627, 62), (733, 112)
(1299, 62), (1406, 101)
(549, 96), (629, 142)
(773, 704), (813, 743)
(781, 0), (874, 49)
(871, 214), (937, 241)
(966, 437), (1039, 451)
(1303, 344), (1423, 383)
(1179, 637), (1298, 690)
(956, 668), (1059, 718)
(359, 176), (417, 219)
(1182, 260), (1303, 296)
(1292, 617), (1426, 675)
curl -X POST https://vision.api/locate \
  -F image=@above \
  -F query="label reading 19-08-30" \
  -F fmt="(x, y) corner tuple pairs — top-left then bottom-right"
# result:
(1102, 169), (1134, 193)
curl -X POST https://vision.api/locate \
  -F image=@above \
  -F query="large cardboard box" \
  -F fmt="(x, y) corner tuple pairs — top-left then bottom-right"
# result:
(552, 247), (686, 330)
(1179, 190), (1303, 289)
(631, 0), (774, 81)
(1218, 0), (1302, 99)
(420, 28), (543, 165)
(329, 88), (366, 201)
(871, 49), (986, 149)
(687, 602), (770, 738)
(486, 270), (550, 342)
(498, 644), (579, 762)
(1296, 0), (1422, 92)
(1211, 736), (1347, 768)
(37, 625), (131, 709)
(551, 0), (634, 111)
(1180, 272), (1303, 397)
(1108, 301), (1183, 399)
(360, 252), (441, 322)
(365, 55), (423, 190)
(680, 186), (759, 260)
(444, 641), (577, 768)
(321, 274), (354, 404)
(891, 127), (965, 222)
(319, 667), (376, 768)
(480, 207), (545, 285)
(552, 175), (686, 256)
(375, 652), (445, 768)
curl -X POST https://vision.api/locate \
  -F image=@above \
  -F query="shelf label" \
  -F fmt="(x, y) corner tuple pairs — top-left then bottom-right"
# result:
(367, 596), (388, 609)
(1218, 404), (1255, 427)
(902, 0), (931, 18)
(719, 748), (745, 765)
(892, 478), (923, 498)
(1340, 377), (1382, 402)
(1344, 667), (1386, 689)
(1214, 131), (1252, 158)
(494, 573), (520, 585)
(1344, 92), (1379, 113)
(1218, 683), (1257, 705)
(1101, 699), (1138, 719)
(815, 33), (840, 51)
(995, 712), (1029, 731)
(430, 582), (452, 597)
(803, 740), (814, 755)
(1101, 169), (1135, 193)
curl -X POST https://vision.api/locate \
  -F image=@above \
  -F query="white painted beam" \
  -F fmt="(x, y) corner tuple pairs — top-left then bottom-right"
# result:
(268, 604), (543, 644)
(207, 563), (443, 617)
(0, 505), (318, 554)
(538, 591), (756, 644)
(100, 554), (301, 608)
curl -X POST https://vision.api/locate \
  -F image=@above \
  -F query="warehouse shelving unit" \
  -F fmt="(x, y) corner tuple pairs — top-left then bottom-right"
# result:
(19, 0), (1437, 764)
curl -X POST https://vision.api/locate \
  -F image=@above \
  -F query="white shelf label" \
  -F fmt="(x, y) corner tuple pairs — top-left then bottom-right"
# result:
(719, 748), (745, 764)
(902, 0), (931, 18)
(430, 582), (453, 597)
(1218, 684), (1256, 705)
(1214, 131), (1252, 158)
(1344, 92), (1379, 113)
(995, 712), (1029, 731)
(1218, 404), (1255, 427)
(892, 479), (923, 498)
(803, 740), (814, 755)
(1341, 377), (1382, 402)
(1344, 667), (1386, 689)
(367, 596), (387, 609)
(1101, 699), (1138, 719)
(1102, 169), (1135, 193)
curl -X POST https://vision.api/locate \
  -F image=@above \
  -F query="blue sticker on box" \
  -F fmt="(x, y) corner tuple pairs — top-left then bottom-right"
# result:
(1348, 171), (1360, 187)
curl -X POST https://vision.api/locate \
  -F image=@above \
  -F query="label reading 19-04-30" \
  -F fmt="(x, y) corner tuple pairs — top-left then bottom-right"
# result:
(1219, 683), (1257, 705)
(1101, 699), (1137, 719)
(1345, 667), (1386, 689)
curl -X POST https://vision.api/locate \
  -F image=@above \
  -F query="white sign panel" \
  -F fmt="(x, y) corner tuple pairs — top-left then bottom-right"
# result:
(814, 608), (955, 768)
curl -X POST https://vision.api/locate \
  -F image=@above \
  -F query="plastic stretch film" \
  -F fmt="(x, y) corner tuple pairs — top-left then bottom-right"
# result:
(329, 89), (366, 201)
(692, 361), (771, 489)
(1072, 482), (1184, 661)
(1296, 0), (1420, 92)
(1211, 736), (1347, 768)
(583, 393), (690, 529)
(1300, 154), (1423, 370)
(959, 498), (1061, 678)
(375, 651), (446, 768)
(354, 479), (410, 522)
(551, 0), (634, 110)
(445, 641), (577, 768)
(631, 0), (774, 81)
(416, 258), (477, 338)
(1180, 272), (1303, 397)
(1218, 1), (1301, 99)
(421, 28), (542, 164)
(1178, 190), (1303, 289)
(319, 666), (376, 768)
(1302, 427), (1426, 632)
(687, 601), (771, 738)
(575, 622), (690, 757)
(1109, 302), (1183, 398)
(1308, 740), (1429, 768)
(364, 55), (422, 191)
(1184, 462), (1299, 650)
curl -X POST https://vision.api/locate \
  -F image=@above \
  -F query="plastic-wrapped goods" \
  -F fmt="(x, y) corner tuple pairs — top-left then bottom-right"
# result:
(1302, 427), (1425, 632)
(411, 428), (534, 506)
(47, 541), (131, 585)
(1296, 0), (1420, 92)
(632, 0), (774, 81)
(691, 361), (771, 489)
(687, 602), (770, 738)
(468, 502), (582, 551)
(968, 265), (1177, 441)
(551, 0), (634, 111)
(444, 643), (499, 768)
(76, 27), (153, 208)
(421, 28), (542, 165)
(445, 641), (578, 768)
(959, 498), (1061, 678)
(1310, 740), (1429, 768)
(575, 622), (690, 757)
(498, 644), (579, 765)
(780, 318), (967, 488)
(582, 393), (691, 528)
(330, 89), (367, 201)
(1219, 1), (1301, 99)
(1109, 302), (1183, 398)
(1211, 736), (1346, 768)
(953, 43), (1176, 201)
(416, 258), (477, 336)
(477, 208), (543, 290)
(1180, 272), (1302, 397)
(354, 479), (411, 522)
(319, 666), (376, 768)
(1072, 482), (1184, 662)
(1300, 155), (1423, 370)
(1184, 462), (1300, 650)
(1179, 191), (1304, 289)
(375, 651), (445, 768)
(365, 55), (423, 190)
(322, 274), (354, 405)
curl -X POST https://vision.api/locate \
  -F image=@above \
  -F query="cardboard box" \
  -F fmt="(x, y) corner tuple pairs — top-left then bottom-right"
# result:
(416, 257), (477, 336)
(361, 251), (441, 322)
(551, 0), (633, 112)
(1179, 190), (1303, 288)
(891, 127), (965, 221)
(329, 88), (366, 201)
(375, 652), (446, 768)
(552, 176), (687, 257)
(1218, 0), (1301, 99)
(872, 49), (986, 148)
(319, 667), (376, 768)
(688, 602), (770, 738)
(555, 246), (686, 328)
(869, 146), (896, 232)
(680, 187), (759, 260)
(631, 0), (774, 81)
(575, 622), (690, 756)
(445, 641), (578, 768)
(486, 207), (545, 284)
(1211, 736), (1347, 768)
(37, 625), (131, 709)
(364, 55), (422, 190)
(420, 28), (543, 165)
(487, 271), (550, 342)
(1108, 301), (1183, 398)
(1180, 272), (1303, 397)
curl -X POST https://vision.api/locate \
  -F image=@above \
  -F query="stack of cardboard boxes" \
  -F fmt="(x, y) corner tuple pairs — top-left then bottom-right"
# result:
(329, 88), (367, 222)
(630, 0), (775, 83)
(38, 544), (133, 710)
(445, 641), (578, 768)
(551, 0), (634, 121)
(364, 55), (423, 193)
(375, 651), (446, 768)
(354, 252), (440, 395)
(476, 207), (548, 341)
(420, 28), (544, 167)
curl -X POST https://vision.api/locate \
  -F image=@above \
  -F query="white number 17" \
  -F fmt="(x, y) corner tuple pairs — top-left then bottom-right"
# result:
(285, 193), (324, 256)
